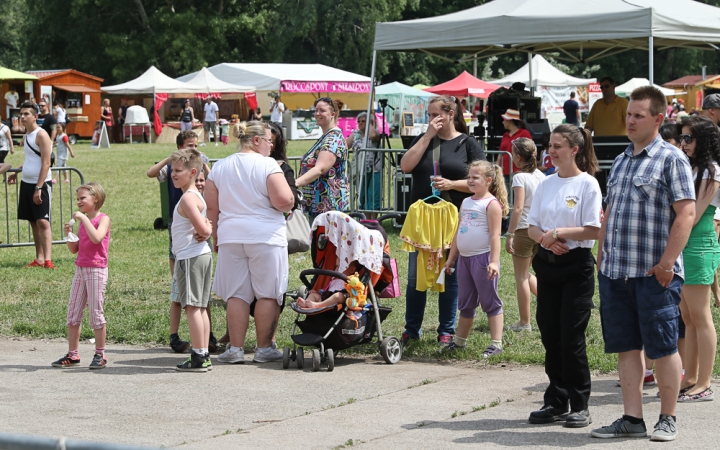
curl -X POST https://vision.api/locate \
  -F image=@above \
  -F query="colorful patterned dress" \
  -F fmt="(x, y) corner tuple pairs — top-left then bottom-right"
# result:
(300, 127), (349, 217)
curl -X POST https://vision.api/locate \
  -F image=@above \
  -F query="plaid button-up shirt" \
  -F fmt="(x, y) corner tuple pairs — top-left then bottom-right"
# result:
(600, 134), (695, 280)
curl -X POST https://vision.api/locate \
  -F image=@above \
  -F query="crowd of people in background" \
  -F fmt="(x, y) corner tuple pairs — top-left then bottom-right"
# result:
(6, 82), (720, 443)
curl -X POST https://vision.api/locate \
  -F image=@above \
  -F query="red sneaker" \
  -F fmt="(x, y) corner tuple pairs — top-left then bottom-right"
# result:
(438, 334), (453, 348)
(44, 260), (57, 269)
(643, 373), (656, 387)
(24, 260), (43, 268)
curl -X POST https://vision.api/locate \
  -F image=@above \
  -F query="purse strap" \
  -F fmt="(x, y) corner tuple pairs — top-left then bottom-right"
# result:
(431, 136), (453, 202)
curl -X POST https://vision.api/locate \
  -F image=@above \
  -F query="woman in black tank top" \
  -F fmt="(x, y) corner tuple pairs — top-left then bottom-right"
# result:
(180, 99), (195, 131)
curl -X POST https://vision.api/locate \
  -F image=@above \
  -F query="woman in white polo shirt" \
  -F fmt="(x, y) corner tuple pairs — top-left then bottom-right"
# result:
(526, 124), (602, 428)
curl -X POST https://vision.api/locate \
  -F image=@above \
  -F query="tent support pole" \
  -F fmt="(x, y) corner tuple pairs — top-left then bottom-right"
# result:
(365, 50), (377, 148)
(357, 49), (377, 211)
(648, 36), (654, 85)
(528, 51), (534, 95)
(474, 57), (478, 79)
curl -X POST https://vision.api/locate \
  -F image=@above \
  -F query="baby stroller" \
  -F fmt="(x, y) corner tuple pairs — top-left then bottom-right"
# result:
(283, 211), (402, 372)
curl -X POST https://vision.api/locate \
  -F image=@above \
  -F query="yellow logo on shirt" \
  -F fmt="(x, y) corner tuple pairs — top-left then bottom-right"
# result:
(565, 196), (578, 209)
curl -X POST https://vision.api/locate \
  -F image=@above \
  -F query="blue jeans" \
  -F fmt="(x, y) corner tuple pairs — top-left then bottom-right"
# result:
(404, 251), (458, 339)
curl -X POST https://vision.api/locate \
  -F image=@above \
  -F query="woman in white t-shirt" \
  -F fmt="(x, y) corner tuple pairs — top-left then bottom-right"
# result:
(205, 121), (295, 364)
(526, 124), (602, 427)
(505, 138), (545, 332)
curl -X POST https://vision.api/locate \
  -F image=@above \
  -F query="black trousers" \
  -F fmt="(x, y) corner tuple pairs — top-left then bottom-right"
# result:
(532, 247), (594, 412)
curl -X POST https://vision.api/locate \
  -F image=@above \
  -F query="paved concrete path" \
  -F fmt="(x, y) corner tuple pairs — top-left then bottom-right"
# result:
(0, 338), (716, 449)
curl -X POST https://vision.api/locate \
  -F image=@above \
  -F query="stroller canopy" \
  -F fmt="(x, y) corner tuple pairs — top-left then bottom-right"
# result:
(312, 212), (385, 274)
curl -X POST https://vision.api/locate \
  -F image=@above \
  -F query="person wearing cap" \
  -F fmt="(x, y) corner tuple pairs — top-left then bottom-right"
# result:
(179, 99), (195, 131)
(702, 93), (720, 125)
(499, 109), (533, 188)
(584, 76), (629, 136)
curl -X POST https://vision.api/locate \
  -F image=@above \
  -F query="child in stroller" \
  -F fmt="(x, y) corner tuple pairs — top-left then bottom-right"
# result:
(283, 211), (402, 372)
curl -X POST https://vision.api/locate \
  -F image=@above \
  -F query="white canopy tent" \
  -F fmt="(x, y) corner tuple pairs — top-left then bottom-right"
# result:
(183, 67), (255, 93)
(492, 55), (595, 88)
(615, 78), (678, 97)
(372, 0), (720, 85)
(102, 66), (202, 95)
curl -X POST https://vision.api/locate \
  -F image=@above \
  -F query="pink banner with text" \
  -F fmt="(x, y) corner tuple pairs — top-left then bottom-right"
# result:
(280, 80), (371, 94)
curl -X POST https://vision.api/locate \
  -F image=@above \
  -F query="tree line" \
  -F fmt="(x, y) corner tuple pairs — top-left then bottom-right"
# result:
(1, 0), (719, 88)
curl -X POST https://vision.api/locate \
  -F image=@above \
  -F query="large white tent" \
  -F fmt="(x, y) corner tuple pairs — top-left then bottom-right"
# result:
(178, 63), (369, 91)
(492, 55), (595, 88)
(373, 0), (720, 84)
(615, 78), (677, 97)
(376, 81), (436, 126)
(102, 66), (201, 95)
(183, 67), (255, 93)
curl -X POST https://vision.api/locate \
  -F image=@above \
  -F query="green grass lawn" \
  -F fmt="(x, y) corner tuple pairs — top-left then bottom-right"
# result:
(1, 138), (718, 375)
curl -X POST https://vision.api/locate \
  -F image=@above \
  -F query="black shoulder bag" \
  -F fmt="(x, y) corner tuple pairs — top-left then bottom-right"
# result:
(27, 138), (55, 167)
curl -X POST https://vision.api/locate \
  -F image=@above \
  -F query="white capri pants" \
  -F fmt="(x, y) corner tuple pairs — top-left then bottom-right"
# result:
(180, 121), (193, 131)
(213, 243), (288, 305)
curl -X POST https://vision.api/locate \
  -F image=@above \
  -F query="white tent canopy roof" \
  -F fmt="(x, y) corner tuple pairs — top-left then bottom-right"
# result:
(492, 55), (595, 87)
(102, 66), (202, 95)
(183, 67), (255, 93)
(178, 63), (370, 91)
(374, 0), (720, 62)
(375, 81), (436, 97)
(615, 78), (677, 96)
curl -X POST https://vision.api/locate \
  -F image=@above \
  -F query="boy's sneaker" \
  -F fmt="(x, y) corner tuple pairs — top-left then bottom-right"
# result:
(89, 353), (107, 370)
(650, 415), (678, 442)
(482, 344), (503, 358)
(508, 322), (532, 332)
(170, 337), (190, 354)
(441, 341), (466, 353)
(202, 353), (212, 371)
(176, 352), (209, 372)
(643, 373), (656, 387)
(217, 346), (245, 364)
(253, 347), (283, 363)
(51, 353), (80, 368)
(591, 417), (647, 438)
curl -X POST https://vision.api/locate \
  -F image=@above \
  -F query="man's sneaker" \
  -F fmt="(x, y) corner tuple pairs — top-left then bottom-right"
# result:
(51, 353), (80, 368)
(508, 322), (532, 332)
(43, 260), (56, 270)
(437, 335), (453, 348)
(528, 405), (569, 424)
(564, 409), (592, 428)
(89, 353), (107, 370)
(591, 417), (647, 438)
(217, 346), (245, 364)
(176, 352), (209, 372)
(401, 333), (417, 346)
(441, 341), (466, 353)
(650, 415), (678, 442)
(253, 347), (283, 363)
(170, 337), (190, 354)
(24, 260), (43, 268)
(482, 344), (503, 358)
(199, 142), (207, 147)
(202, 353), (212, 371)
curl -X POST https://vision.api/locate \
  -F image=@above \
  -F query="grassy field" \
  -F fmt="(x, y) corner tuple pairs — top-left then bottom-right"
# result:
(1, 138), (718, 375)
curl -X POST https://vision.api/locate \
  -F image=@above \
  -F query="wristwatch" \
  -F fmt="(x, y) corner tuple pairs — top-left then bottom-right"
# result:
(34, 186), (42, 191)
(552, 228), (559, 240)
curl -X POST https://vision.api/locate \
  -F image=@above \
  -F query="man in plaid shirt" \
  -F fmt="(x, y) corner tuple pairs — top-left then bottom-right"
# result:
(592, 87), (695, 442)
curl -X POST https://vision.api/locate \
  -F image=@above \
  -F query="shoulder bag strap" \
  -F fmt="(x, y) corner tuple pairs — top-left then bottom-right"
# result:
(431, 136), (452, 202)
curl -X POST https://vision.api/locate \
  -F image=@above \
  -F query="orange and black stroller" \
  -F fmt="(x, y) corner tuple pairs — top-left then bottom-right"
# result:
(283, 211), (402, 372)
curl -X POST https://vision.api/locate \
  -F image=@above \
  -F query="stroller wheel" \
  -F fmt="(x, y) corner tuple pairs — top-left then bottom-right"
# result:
(380, 337), (402, 365)
(326, 349), (334, 372)
(312, 349), (321, 372)
(282, 346), (290, 369)
(296, 347), (304, 369)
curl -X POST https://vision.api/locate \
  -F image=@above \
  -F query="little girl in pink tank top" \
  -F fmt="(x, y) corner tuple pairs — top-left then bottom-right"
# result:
(51, 182), (112, 370)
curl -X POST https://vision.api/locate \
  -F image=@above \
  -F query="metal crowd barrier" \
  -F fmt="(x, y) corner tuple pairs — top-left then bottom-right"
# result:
(0, 432), (161, 450)
(1, 167), (85, 248)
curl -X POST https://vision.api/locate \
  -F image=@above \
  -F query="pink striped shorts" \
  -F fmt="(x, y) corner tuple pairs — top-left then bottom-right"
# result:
(67, 266), (108, 329)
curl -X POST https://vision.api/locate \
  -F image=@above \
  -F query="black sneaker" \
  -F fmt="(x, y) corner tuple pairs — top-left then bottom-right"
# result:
(203, 353), (212, 371)
(51, 353), (81, 368)
(208, 334), (218, 353)
(441, 341), (466, 353)
(528, 405), (569, 424)
(89, 353), (107, 370)
(564, 409), (592, 428)
(176, 352), (209, 372)
(170, 337), (190, 354)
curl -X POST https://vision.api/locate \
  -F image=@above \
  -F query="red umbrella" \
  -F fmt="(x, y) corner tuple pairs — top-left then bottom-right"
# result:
(424, 71), (501, 99)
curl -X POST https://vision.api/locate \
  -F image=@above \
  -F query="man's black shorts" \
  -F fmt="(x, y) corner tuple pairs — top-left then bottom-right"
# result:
(17, 181), (52, 222)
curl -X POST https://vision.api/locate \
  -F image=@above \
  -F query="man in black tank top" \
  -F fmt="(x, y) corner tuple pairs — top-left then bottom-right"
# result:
(16, 101), (55, 268)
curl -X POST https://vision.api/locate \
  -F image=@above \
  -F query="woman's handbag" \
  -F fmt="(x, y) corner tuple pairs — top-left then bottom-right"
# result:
(379, 257), (401, 298)
(286, 209), (311, 254)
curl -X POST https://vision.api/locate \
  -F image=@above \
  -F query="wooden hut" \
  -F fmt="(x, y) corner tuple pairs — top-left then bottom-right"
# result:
(26, 69), (104, 143)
